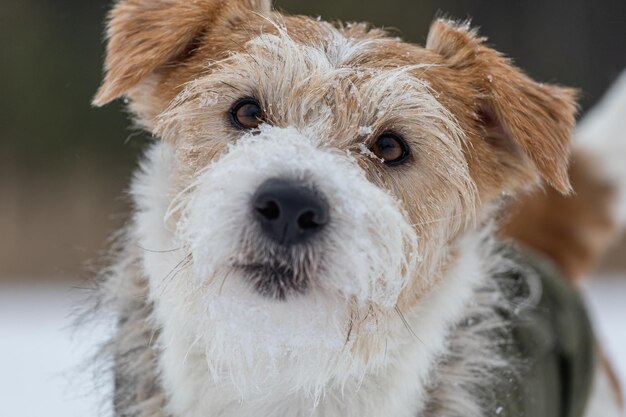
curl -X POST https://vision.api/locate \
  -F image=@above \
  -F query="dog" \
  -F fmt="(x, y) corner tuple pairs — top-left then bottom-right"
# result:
(91, 1), (626, 416)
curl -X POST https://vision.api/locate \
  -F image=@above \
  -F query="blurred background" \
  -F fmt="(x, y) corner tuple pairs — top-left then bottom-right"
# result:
(1, 0), (624, 416)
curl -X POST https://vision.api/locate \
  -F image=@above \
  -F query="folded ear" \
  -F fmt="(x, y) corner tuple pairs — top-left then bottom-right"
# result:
(427, 19), (578, 194)
(93, 0), (271, 106)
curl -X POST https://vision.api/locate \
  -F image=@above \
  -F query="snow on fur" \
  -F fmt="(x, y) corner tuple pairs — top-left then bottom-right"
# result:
(160, 126), (420, 397)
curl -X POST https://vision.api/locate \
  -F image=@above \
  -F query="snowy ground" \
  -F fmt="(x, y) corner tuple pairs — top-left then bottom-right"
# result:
(0, 285), (113, 417)
(0, 278), (624, 417)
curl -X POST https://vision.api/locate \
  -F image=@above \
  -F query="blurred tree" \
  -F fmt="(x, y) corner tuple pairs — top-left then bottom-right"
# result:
(0, 0), (141, 171)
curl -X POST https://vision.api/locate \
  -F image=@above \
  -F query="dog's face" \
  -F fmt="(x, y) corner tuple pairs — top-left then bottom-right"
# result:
(95, 0), (576, 398)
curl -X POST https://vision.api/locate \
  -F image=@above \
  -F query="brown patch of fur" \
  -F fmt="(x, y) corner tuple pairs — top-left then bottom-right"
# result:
(501, 150), (618, 281)
(93, 0), (271, 107)
(339, 19), (578, 213)
(425, 20), (577, 195)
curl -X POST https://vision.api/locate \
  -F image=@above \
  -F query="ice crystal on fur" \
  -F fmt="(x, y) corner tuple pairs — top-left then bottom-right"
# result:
(358, 142), (384, 162)
(358, 125), (373, 136)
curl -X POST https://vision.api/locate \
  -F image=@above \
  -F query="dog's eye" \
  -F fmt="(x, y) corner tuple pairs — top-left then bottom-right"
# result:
(371, 132), (410, 165)
(230, 98), (265, 130)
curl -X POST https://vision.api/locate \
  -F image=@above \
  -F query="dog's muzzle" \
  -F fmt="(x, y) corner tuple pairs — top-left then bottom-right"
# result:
(235, 177), (330, 300)
(252, 178), (329, 246)
(178, 127), (417, 306)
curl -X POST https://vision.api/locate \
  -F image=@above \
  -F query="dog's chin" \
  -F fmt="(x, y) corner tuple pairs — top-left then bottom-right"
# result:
(193, 269), (361, 395)
(231, 238), (322, 301)
(175, 249), (383, 395)
(235, 262), (307, 301)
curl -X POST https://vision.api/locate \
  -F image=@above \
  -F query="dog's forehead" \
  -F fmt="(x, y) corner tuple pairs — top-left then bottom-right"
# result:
(158, 17), (467, 173)
(196, 19), (452, 145)
(239, 18), (438, 78)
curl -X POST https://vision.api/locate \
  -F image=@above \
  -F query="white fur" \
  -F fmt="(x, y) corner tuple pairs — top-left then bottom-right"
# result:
(575, 69), (626, 227)
(128, 135), (490, 417)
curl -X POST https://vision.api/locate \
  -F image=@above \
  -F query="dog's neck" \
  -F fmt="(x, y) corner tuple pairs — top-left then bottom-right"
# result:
(121, 143), (498, 417)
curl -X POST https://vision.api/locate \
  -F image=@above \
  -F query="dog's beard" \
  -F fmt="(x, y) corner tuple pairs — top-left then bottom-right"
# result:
(161, 127), (420, 395)
(233, 241), (319, 300)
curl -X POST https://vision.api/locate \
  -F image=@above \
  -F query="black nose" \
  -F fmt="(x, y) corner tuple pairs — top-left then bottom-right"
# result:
(252, 178), (329, 245)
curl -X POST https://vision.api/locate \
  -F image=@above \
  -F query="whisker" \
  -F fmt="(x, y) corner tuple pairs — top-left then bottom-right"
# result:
(344, 318), (354, 346)
(218, 267), (235, 296)
(384, 338), (389, 363)
(220, 80), (242, 92)
(148, 327), (159, 348)
(157, 254), (193, 296)
(395, 305), (424, 346)
(166, 254), (193, 281)
(412, 212), (469, 227)
(182, 335), (202, 366)
(135, 244), (182, 253)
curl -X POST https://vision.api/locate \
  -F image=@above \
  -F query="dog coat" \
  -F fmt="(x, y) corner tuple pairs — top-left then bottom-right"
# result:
(493, 244), (595, 417)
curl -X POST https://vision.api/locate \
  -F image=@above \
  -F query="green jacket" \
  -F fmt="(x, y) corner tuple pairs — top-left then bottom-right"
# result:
(496, 246), (596, 417)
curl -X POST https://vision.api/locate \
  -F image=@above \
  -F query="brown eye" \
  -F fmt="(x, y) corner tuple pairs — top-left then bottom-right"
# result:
(230, 98), (265, 129)
(371, 132), (410, 165)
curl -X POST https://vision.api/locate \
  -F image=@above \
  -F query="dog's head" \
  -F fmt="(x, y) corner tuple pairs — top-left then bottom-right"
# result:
(95, 0), (576, 398)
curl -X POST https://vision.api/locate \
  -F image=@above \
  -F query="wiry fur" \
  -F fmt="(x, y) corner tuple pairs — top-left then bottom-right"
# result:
(98, 184), (519, 417)
(92, 141), (516, 417)
(104, 245), (166, 417)
(88, 1), (605, 416)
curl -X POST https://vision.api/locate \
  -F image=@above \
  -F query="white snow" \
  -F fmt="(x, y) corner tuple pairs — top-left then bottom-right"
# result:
(357, 125), (373, 136)
(198, 92), (219, 107)
(358, 142), (384, 162)
(0, 284), (113, 417)
(0, 276), (623, 416)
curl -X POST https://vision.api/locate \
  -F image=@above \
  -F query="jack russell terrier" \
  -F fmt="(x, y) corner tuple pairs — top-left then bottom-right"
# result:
(90, 1), (626, 416)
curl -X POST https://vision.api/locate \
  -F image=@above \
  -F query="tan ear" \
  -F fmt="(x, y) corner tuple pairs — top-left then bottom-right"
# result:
(427, 19), (578, 194)
(93, 0), (272, 106)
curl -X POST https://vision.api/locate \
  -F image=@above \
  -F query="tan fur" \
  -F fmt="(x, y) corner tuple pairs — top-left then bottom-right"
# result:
(94, 0), (272, 106)
(501, 150), (618, 281)
(425, 21), (577, 195)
